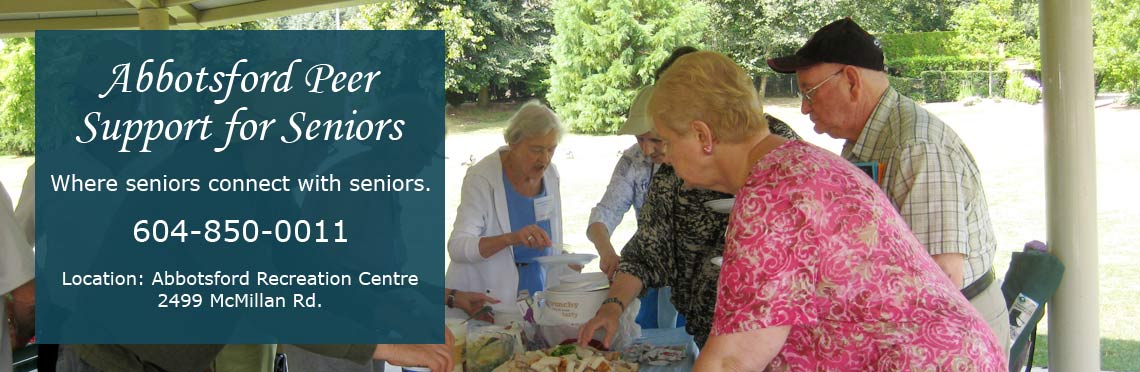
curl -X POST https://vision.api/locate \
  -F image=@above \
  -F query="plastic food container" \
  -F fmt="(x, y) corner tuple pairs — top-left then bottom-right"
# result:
(466, 323), (523, 372)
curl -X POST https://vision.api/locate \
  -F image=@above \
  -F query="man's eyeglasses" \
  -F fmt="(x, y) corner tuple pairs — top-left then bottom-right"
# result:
(798, 69), (844, 105)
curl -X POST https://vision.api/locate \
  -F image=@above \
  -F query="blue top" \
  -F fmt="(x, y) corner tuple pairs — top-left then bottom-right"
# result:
(502, 171), (554, 296)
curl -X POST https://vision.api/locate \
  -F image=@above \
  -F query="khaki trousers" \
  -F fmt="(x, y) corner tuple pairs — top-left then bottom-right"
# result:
(970, 279), (1012, 355)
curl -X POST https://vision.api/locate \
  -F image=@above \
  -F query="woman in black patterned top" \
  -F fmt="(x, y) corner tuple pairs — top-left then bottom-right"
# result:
(577, 46), (804, 348)
(578, 114), (801, 348)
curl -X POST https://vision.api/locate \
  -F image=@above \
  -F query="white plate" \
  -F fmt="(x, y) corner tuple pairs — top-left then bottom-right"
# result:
(710, 256), (723, 266)
(560, 271), (608, 283)
(703, 198), (735, 213)
(532, 253), (598, 266)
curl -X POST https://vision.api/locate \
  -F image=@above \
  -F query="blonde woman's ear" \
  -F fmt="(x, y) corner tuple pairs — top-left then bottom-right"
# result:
(691, 120), (715, 152)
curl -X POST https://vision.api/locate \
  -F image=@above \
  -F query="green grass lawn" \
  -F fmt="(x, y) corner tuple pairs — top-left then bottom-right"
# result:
(1031, 334), (1140, 371)
(445, 101), (524, 134)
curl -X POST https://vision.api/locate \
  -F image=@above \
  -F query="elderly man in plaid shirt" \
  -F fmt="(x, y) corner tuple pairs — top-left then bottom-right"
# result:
(768, 18), (1010, 352)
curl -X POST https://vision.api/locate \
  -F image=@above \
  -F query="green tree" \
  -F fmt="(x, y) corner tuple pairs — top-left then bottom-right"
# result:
(703, 0), (962, 97)
(346, 1), (483, 92)
(852, 0), (968, 33)
(0, 38), (35, 155)
(206, 20), (265, 30)
(1093, 0), (1140, 103)
(704, 0), (848, 97)
(461, 0), (554, 105)
(705, 0), (967, 74)
(263, 8), (353, 30)
(951, 0), (1035, 58)
(346, 1), (553, 105)
(548, 0), (710, 133)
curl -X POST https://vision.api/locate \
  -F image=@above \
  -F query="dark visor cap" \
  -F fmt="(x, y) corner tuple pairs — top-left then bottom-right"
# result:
(767, 17), (885, 74)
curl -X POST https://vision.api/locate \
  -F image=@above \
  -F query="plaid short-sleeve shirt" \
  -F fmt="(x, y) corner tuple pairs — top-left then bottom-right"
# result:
(841, 88), (997, 287)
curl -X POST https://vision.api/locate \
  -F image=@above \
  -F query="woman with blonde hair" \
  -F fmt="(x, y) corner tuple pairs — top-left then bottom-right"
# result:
(650, 51), (1004, 371)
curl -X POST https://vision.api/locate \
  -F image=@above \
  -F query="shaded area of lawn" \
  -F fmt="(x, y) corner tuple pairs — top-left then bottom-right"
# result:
(1032, 334), (1140, 371)
(445, 101), (528, 134)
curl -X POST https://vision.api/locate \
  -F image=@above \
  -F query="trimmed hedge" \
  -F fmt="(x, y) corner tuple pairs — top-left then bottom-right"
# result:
(889, 55), (1003, 78)
(919, 71), (1009, 103)
(889, 76), (925, 102)
(878, 31), (961, 59)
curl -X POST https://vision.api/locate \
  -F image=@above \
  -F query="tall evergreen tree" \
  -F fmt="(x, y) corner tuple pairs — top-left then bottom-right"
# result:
(548, 0), (709, 133)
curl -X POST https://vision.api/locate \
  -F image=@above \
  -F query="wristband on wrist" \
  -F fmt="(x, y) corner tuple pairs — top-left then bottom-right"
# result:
(446, 289), (457, 308)
(601, 297), (625, 312)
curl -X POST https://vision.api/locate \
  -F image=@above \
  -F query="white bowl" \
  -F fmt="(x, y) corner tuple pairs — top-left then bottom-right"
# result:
(551, 272), (610, 291)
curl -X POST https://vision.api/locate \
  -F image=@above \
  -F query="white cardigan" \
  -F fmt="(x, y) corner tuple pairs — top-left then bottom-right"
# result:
(445, 147), (563, 317)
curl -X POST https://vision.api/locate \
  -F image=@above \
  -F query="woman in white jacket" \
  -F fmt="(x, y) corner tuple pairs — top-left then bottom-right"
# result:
(446, 101), (564, 319)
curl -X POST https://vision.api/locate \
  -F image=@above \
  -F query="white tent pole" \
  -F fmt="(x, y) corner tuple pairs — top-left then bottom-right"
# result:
(1040, 0), (1100, 370)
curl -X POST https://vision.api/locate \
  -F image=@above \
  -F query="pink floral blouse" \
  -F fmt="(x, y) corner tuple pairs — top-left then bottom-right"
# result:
(713, 140), (1005, 371)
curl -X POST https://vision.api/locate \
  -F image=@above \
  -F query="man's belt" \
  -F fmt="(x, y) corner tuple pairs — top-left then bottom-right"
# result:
(961, 268), (995, 300)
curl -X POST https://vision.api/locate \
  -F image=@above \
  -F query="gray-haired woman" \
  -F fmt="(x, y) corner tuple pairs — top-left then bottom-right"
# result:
(445, 101), (566, 320)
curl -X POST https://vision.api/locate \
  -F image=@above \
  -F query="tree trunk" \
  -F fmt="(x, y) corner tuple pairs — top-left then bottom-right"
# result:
(477, 86), (490, 107)
(757, 75), (769, 99)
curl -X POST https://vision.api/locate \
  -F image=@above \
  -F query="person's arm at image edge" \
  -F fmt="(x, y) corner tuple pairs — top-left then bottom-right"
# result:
(694, 326), (789, 372)
(371, 331), (455, 372)
(9, 279), (34, 348)
(295, 330), (455, 372)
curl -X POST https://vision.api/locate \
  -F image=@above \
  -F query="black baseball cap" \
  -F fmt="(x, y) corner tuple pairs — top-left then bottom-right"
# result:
(767, 17), (884, 74)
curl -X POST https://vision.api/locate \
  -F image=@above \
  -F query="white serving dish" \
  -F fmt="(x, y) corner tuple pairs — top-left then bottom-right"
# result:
(535, 288), (609, 324)
(702, 198), (735, 213)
